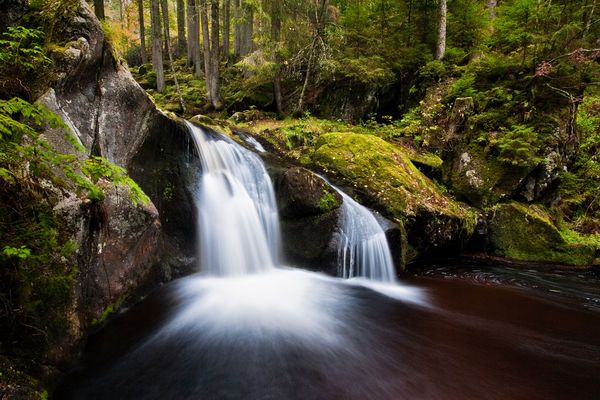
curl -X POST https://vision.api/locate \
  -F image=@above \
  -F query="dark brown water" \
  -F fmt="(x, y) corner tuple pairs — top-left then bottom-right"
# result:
(55, 265), (600, 400)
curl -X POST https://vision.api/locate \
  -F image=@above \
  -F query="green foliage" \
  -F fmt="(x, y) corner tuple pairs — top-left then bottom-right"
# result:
(419, 60), (448, 83)
(490, 124), (542, 167)
(318, 191), (338, 213)
(448, 73), (477, 99)
(0, 26), (51, 99)
(2, 245), (32, 260)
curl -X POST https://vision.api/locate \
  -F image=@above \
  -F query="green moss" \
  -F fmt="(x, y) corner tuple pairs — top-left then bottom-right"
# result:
(318, 191), (339, 213)
(312, 132), (471, 219)
(488, 202), (598, 266)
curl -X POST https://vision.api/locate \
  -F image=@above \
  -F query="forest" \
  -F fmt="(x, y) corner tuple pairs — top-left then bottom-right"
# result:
(1, 0), (600, 398)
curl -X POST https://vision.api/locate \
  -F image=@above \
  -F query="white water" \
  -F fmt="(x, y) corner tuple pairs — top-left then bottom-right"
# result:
(187, 121), (280, 275)
(312, 174), (397, 283)
(180, 121), (424, 340)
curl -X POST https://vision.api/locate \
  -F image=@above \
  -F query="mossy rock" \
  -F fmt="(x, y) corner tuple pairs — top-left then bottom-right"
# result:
(487, 202), (599, 266)
(443, 143), (531, 207)
(312, 132), (477, 257)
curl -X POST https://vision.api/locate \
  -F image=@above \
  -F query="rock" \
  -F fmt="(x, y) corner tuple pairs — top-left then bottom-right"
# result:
(518, 151), (563, 203)
(312, 133), (477, 260)
(129, 115), (199, 272)
(487, 202), (599, 266)
(443, 143), (533, 207)
(446, 97), (474, 138)
(311, 79), (379, 122)
(273, 167), (342, 273)
(274, 167), (342, 218)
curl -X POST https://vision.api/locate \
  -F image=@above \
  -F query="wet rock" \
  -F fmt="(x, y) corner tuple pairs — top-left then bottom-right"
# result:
(273, 167), (342, 274)
(275, 167), (342, 218)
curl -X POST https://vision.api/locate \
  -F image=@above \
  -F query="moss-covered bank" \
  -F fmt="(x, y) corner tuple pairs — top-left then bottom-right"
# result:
(488, 202), (599, 267)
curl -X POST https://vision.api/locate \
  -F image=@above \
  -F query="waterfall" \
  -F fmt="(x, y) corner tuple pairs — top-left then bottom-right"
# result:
(187, 120), (396, 284)
(335, 190), (397, 283)
(186, 121), (280, 275)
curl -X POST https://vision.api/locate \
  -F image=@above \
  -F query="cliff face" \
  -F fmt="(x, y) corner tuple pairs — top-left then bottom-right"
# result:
(0, 1), (197, 397)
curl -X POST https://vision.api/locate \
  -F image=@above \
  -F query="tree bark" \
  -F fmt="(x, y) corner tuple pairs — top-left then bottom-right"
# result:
(118, 0), (125, 28)
(585, 0), (597, 35)
(161, 0), (171, 55)
(162, 0), (187, 112)
(486, 0), (497, 33)
(186, 0), (196, 66)
(233, 0), (241, 57)
(94, 0), (105, 20)
(200, 0), (221, 108)
(271, 0), (283, 114)
(177, 0), (187, 56)
(435, 0), (447, 60)
(150, 0), (165, 91)
(209, 0), (221, 108)
(200, 0), (211, 88)
(234, 0), (252, 57)
(138, 0), (147, 64)
(223, 0), (230, 61)
(240, 2), (253, 56)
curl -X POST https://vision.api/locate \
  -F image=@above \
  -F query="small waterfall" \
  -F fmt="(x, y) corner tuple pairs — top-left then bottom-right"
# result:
(335, 190), (397, 283)
(186, 121), (280, 275)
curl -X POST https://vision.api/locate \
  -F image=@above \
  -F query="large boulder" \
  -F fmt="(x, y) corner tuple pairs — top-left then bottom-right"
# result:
(312, 133), (477, 260)
(273, 167), (342, 274)
(487, 202), (599, 266)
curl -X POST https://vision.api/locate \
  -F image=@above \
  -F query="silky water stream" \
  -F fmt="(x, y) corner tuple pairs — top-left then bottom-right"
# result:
(56, 123), (600, 400)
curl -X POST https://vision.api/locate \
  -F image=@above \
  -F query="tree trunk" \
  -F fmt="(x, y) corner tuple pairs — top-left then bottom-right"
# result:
(200, 0), (212, 98)
(486, 0), (497, 33)
(585, 0), (597, 35)
(94, 0), (105, 20)
(162, 0), (187, 113)
(177, 0), (187, 56)
(138, 0), (147, 64)
(161, 0), (171, 55)
(186, 0), (196, 66)
(233, 0), (241, 57)
(234, 0), (252, 57)
(151, 0), (165, 91)
(240, 2), (253, 56)
(223, 0), (230, 61)
(298, 39), (316, 112)
(118, 0), (125, 28)
(271, 0), (283, 114)
(209, 0), (221, 108)
(435, 0), (447, 60)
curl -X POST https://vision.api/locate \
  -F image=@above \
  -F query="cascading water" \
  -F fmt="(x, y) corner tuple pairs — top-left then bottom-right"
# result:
(335, 190), (397, 282)
(186, 121), (280, 275)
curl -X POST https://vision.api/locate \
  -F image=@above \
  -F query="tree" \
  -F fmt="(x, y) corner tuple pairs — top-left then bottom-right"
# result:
(138, 0), (147, 63)
(234, 0), (253, 58)
(150, 0), (165, 91)
(187, 0), (203, 77)
(177, 0), (187, 56)
(200, 0), (222, 108)
(271, 0), (283, 114)
(223, 0), (231, 61)
(436, 0), (447, 60)
(162, 0), (186, 112)
(94, 0), (105, 20)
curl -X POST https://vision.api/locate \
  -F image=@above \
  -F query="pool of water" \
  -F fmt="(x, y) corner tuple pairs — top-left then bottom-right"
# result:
(55, 264), (600, 400)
